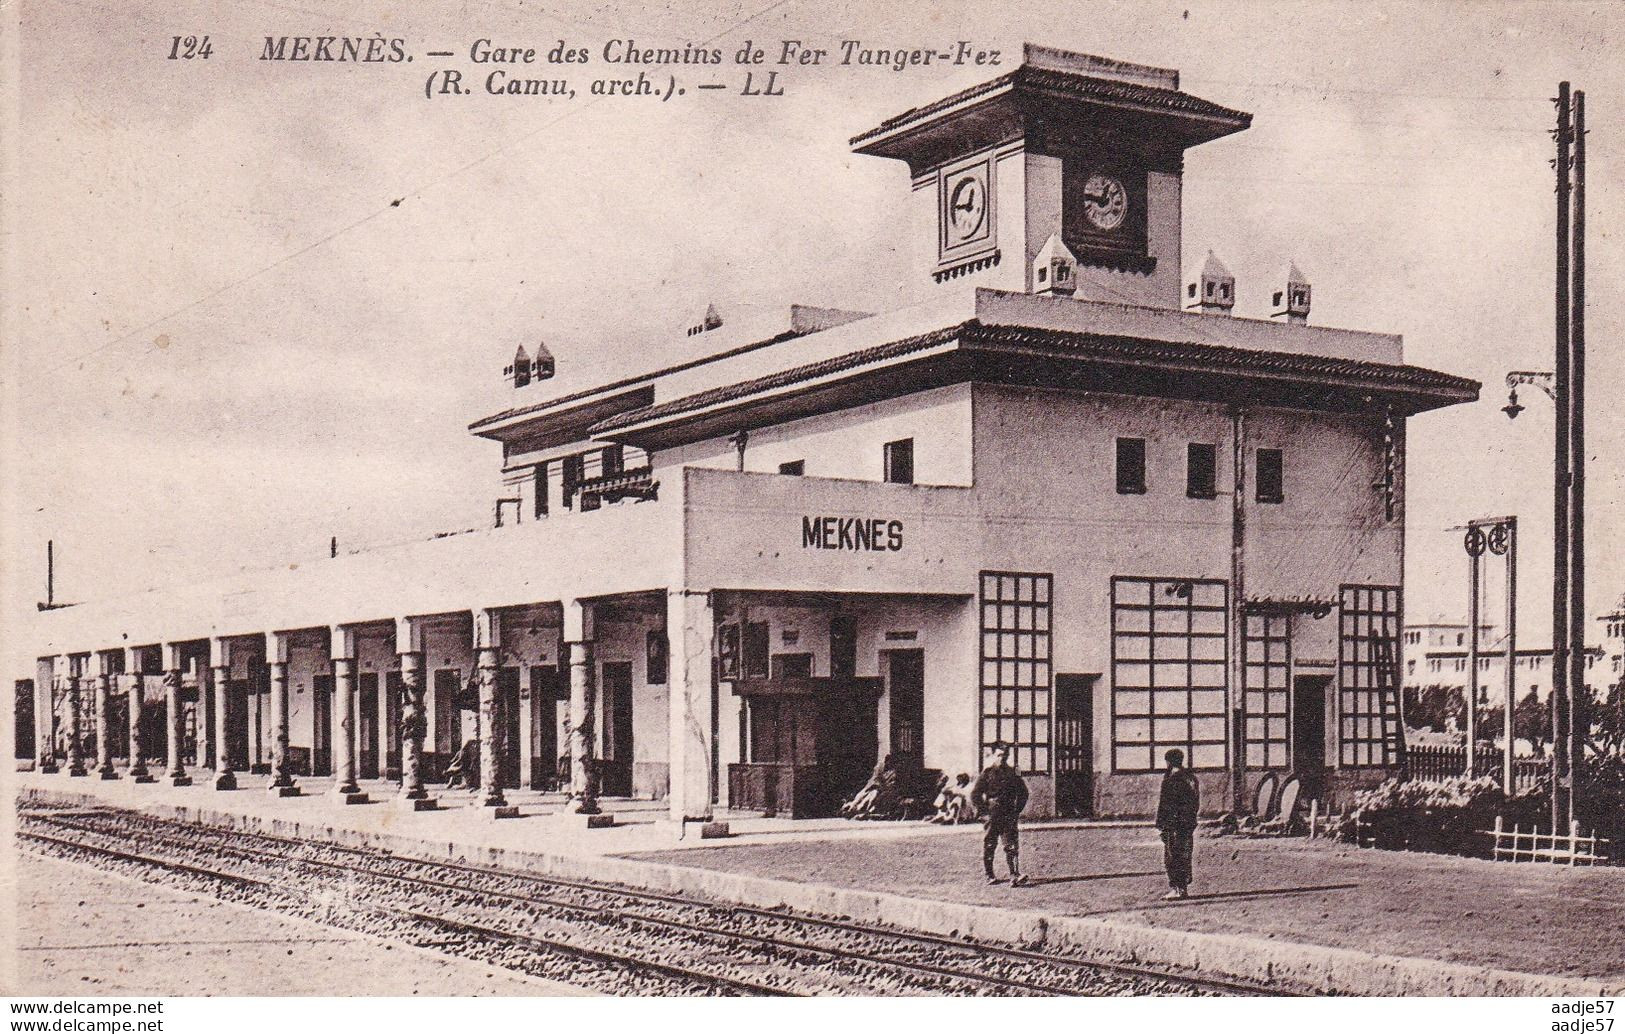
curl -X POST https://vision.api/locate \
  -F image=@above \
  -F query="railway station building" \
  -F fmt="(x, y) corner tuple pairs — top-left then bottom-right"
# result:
(11, 46), (1479, 822)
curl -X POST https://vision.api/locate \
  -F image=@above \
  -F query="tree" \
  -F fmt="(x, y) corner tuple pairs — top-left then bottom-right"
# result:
(1513, 688), (1550, 753)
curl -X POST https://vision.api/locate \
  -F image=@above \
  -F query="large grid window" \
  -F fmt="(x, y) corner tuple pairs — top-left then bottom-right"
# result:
(1243, 611), (1291, 769)
(979, 572), (1053, 775)
(1112, 577), (1228, 772)
(1339, 584), (1401, 767)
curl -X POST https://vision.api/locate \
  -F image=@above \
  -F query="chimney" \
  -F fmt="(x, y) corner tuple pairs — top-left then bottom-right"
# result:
(687, 303), (724, 338)
(1032, 234), (1078, 297)
(1272, 262), (1312, 325)
(1187, 251), (1235, 314)
(531, 338), (555, 380)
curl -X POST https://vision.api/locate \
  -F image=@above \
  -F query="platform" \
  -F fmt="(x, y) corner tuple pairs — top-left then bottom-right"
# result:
(11, 769), (1624, 997)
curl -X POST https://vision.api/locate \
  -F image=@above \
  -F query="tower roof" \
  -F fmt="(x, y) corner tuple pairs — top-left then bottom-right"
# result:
(1202, 251), (1232, 278)
(852, 45), (1251, 176)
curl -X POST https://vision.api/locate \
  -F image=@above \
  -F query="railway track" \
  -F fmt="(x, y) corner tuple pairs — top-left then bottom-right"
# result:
(20, 805), (1283, 997)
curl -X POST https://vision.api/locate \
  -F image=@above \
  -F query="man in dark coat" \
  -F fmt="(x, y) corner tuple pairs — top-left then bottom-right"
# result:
(971, 743), (1030, 886)
(1155, 748), (1200, 899)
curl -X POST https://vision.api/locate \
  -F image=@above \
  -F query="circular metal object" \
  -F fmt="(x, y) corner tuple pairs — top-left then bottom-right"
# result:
(1487, 523), (1510, 555)
(1464, 527), (1487, 557)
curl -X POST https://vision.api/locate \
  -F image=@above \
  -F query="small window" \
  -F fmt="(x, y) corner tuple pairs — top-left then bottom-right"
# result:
(1116, 437), (1146, 495)
(1256, 448), (1284, 504)
(778, 460), (805, 476)
(883, 439), (914, 485)
(1186, 443), (1217, 499)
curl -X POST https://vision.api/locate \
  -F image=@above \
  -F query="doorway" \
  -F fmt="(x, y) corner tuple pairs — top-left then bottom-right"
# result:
(384, 671), (403, 779)
(311, 674), (332, 776)
(529, 665), (559, 789)
(885, 650), (925, 770)
(599, 661), (634, 797)
(357, 672), (379, 779)
(496, 667), (522, 789)
(1293, 674), (1331, 799)
(1054, 673), (1097, 817)
(224, 678), (251, 771)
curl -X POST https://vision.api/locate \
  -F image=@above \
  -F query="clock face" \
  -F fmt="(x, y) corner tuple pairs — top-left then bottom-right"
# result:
(1082, 173), (1129, 232)
(946, 172), (987, 241)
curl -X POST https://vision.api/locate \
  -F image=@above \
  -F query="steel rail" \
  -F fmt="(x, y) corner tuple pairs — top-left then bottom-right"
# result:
(28, 807), (1284, 996)
(29, 813), (1062, 997)
(19, 826), (793, 998)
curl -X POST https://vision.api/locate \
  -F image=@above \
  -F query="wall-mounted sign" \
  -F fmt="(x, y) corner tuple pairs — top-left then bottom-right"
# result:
(802, 515), (903, 552)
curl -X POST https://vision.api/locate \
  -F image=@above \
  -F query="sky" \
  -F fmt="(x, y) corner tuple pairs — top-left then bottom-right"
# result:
(3, 0), (1621, 646)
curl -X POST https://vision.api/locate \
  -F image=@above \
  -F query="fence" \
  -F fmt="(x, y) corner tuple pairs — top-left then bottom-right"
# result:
(1485, 816), (1613, 865)
(1406, 743), (1547, 790)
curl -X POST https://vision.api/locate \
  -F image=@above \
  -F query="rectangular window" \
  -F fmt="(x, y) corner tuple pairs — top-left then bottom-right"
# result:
(778, 460), (805, 476)
(602, 445), (624, 477)
(1243, 611), (1291, 769)
(534, 462), (549, 518)
(743, 621), (770, 679)
(883, 439), (914, 484)
(1186, 443), (1217, 499)
(1256, 448), (1284, 504)
(1111, 576), (1229, 772)
(1116, 437), (1146, 495)
(978, 572), (1053, 775)
(561, 454), (584, 509)
(1338, 584), (1401, 767)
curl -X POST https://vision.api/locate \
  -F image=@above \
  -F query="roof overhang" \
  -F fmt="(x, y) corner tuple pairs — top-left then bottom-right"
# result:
(592, 321), (1479, 450)
(852, 66), (1252, 176)
(470, 385), (654, 448)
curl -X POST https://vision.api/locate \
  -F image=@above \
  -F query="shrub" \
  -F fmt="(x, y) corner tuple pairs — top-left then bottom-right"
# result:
(1337, 776), (1506, 856)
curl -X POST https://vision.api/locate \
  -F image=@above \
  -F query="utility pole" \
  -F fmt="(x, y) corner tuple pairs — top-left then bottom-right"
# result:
(1550, 82), (1572, 832)
(1567, 88), (1587, 806)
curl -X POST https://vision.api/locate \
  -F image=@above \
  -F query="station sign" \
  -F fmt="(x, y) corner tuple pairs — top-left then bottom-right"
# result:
(801, 515), (903, 552)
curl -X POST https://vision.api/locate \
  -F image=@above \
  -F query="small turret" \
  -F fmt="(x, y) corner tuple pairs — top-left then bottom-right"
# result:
(1032, 234), (1078, 297)
(1186, 251), (1235, 314)
(1272, 262), (1312, 325)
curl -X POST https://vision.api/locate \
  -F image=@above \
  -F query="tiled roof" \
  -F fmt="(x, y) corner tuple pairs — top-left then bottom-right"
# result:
(592, 320), (1479, 433)
(850, 65), (1252, 147)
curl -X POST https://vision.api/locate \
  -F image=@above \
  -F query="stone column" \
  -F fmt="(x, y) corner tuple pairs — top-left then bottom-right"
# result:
(331, 627), (366, 803)
(266, 631), (298, 795)
(565, 600), (598, 814)
(473, 609), (513, 815)
(64, 658), (87, 776)
(36, 658), (59, 773)
(395, 617), (433, 810)
(95, 654), (118, 779)
(125, 648), (153, 782)
(668, 590), (718, 824)
(211, 638), (236, 790)
(163, 645), (191, 786)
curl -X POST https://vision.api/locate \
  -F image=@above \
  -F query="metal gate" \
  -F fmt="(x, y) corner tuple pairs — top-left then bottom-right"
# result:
(1054, 673), (1096, 817)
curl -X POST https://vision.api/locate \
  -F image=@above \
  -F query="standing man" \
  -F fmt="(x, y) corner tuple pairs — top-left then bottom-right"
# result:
(971, 742), (1030, 886)
(1155, 748), (1200, 899)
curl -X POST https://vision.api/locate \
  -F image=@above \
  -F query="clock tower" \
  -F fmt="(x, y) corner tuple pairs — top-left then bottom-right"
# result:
(852, 45), (1250, 308)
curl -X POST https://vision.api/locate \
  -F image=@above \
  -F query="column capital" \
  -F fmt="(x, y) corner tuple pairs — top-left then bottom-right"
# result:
(564, 599), (595, 644)
(474, 608), (503, 651)
(265, 632), (291, 664)
(394, 616), (423, 654)
(163, 642), (186, 671)
(330, 625), (356, 662)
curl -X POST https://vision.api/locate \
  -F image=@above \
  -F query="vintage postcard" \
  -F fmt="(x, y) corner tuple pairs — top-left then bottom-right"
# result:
(1, 0), (1620, 1016)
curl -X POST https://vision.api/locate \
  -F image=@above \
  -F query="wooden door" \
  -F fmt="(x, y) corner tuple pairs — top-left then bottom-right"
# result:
(1054, 673), (1097, 817)
(886, 650), (925, 770)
